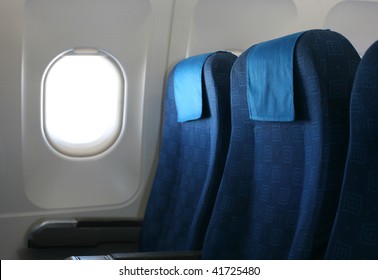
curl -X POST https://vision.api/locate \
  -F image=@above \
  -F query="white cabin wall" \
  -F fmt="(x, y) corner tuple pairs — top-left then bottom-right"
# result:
(168, 0), (378, 68)
(1, 0), (378, 259)
(293, 0), (341, 30)
(0, 0), (24, 215)
(324, 1), (378, 56)
(0, 0), (175, 259)
(0, 0), (30, 260)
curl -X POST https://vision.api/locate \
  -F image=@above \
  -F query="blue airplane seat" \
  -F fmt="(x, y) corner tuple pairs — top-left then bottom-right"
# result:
(140, 51), (237, 252)
(325, 40), (378, 259)
(201, 30), (360, 259)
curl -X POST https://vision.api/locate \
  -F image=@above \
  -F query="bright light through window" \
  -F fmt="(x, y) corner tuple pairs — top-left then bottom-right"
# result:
(42, 49), (125, 157)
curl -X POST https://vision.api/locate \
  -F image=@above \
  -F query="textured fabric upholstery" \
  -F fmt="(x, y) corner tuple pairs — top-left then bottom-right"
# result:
(325, 41), (378, 260)
(140, 52), (237, 251)
(202, 30), (360, 259)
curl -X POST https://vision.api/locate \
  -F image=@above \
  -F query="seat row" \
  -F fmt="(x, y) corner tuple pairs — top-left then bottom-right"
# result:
(78, 29), (378, 260)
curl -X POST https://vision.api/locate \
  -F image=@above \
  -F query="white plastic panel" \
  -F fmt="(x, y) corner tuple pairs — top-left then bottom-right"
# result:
(0, 0), (173, 259)
(188, 0), (298, 55)
(22, 0), (151, 209)
(324, 1), (378, 56)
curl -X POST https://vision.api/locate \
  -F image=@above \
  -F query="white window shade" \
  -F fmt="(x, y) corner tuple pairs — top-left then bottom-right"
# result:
(42, 49), (125, 157)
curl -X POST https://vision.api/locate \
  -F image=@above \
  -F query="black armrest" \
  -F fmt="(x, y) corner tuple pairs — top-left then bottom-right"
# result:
(67, 250), (202, 260)
(28, 219), (143, 248)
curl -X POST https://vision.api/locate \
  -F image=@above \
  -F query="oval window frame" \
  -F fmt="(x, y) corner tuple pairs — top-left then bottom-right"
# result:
(41, 48), (126, 157)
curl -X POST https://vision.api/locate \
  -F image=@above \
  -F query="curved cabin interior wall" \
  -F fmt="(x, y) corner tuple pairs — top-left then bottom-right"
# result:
(22, 0), (151, 210)
(0, 0), (378, 259)
(324, 1), (378, 56)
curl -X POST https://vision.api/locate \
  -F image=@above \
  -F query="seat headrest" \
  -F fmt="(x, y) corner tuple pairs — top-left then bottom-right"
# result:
(173, 52), (214, 122)
(246, 31), (305, 122)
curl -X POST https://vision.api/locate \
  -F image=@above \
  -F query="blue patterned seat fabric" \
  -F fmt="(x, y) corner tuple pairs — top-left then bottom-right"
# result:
(202, 30), (361, 259)
(140, 52), (237, 251)
(325, 41), (378, 260)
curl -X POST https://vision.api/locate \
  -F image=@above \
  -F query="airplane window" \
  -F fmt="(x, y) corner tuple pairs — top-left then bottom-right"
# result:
(42, 49), (125, 157)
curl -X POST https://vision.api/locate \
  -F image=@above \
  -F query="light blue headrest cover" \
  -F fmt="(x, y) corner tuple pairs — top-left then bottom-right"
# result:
(247, 31), (304, 122)
(174, 52), (214, 122)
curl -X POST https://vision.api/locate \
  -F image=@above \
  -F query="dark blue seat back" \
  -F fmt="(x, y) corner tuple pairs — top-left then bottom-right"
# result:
(326, 41), (378, 260)
(202, 30), (360, 259)
(140, 52), (237, 251)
